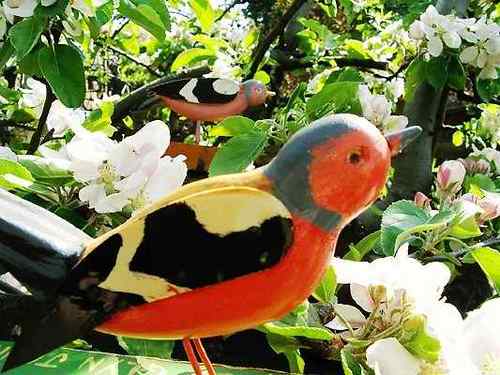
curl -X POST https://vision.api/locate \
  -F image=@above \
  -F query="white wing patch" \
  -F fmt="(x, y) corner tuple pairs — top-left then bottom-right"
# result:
(213, 79), (240, 96)
(184, 187), (291, 236)
(179, 78), (200, 103)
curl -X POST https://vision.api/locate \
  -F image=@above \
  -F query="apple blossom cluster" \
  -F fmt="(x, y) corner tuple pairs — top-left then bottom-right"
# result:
(358, 85), (408, 134)
(0, 0), (102, 39)
(409, 5), (500, 79)
(329, 246), (500, 375)
(39, 120), (188, 214)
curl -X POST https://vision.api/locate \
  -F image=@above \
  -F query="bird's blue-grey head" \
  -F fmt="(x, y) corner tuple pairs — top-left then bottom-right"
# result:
(242, 80), (274, 107)
(264, 114), (421, 231)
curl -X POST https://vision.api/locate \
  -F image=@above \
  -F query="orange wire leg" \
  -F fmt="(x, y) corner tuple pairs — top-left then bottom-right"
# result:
(193, 338), (217, 375)
(195, 121), (202, 144)
(182, 338), (203, 375)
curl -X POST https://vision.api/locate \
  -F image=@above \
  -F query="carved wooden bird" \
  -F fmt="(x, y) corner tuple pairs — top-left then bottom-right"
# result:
(0, 114), (420, 374)
(149, 78), (273, 142)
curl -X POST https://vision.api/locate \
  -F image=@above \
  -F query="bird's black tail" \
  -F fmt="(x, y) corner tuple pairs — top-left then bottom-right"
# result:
(0, 189), (91, 298)
(0, 189), (97, 372)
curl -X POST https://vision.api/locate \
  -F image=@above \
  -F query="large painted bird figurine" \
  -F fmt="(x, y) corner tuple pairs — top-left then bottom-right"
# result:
(0, 114), (420, 374)
(149, 77), (273, 142)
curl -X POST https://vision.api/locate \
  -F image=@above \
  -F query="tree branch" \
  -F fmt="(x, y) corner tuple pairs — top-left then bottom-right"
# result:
(107, 45), (161, 77)
(28, 83), (55, 154)
(245, 0), (309, 80)
(215, 0), (244, 22)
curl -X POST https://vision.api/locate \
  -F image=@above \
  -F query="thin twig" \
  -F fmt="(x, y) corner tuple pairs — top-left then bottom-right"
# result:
(107, 45), (161, 77)
(215, 0), (243, 22)
(245, 0), (309, 80)
(28, 82), (55, 154)
(111, 19), (130, 39)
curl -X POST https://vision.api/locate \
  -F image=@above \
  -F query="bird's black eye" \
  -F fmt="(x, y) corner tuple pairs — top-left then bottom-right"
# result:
(348, 151), (361, 164)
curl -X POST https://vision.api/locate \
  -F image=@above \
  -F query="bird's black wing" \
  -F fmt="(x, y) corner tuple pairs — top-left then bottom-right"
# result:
(150, 77), (240, 104)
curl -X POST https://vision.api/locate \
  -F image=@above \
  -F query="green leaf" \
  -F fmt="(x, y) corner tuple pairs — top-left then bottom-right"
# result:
(477, 75), (500, 101)
(381, 200), (430, 255)
(284, 351), (305, 374)
(425, 56), (448, 90)
(118, 0), (166, 41)
(210, 116), (255, 137)
(344, 39), (370, 59)
(18, 158), (73, 186)
(254, 70), (271, 85)
(405, 57), (427, 102)
(326, 67), (364, 84)
(34, 0), (69, 16)
(0, 340), (283, 374)
(341, 349), (366, 375)
(0, 159), (34, 190)
(403, 316), (441, 363)
(306, 81), (361, 120)
(118, 337), (175, 359)
(83, 101), (116, 136)
(464, 174), (496, 193)
(192, 35), (228, 51)
(135, 0), (170, 30)
(449, 201), (482, 239)
(170, 48), (215, 72)
(18, 49), (42, 76)
(313, 266), (336, 303)
(452, 130), (464, 147)
(472, 247), (500, 293)
(343, 230), (381, 261)
(189, 0), (214, 33)
(447, 56), (466, 90)
(38, 44), (85, 108)
(262, 322), (334, 340)
(8, 17), (45, 59)
(0, 41), (14, 73)
(0, 83), (21, 103)
(208, 131), (267, 176)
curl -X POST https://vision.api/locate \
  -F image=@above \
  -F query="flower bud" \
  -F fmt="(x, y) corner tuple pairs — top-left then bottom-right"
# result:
(414, 192), (431, 210)
(436, 160), (466, 193)
(458, 158), (490, 175)
(480, 148), (500, 172)
(478, 192), (500, 222)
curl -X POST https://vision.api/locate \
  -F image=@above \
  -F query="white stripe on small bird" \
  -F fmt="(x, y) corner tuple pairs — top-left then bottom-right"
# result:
(213, 79), (240, 96)
(180, 79), (200, 103)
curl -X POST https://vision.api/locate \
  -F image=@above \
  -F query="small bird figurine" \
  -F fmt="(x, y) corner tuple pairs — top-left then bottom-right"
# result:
(0, 114), (421, 374)
(149, 77), (274, 142)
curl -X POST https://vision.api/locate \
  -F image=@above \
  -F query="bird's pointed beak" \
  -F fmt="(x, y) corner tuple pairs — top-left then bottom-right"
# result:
(266, 91), (276, 98)
(385, 126), (422, 157)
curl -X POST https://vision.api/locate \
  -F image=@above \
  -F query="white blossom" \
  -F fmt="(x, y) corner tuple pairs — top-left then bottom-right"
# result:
(58, 121), (188, 214)
(409, 6), (463, 57)
(358, 85), (408, 133)
(0, 145), (17, 161)
(20, 78), (46, 118)
(46, 100), (86, 136)
(3, 0), (37, 23)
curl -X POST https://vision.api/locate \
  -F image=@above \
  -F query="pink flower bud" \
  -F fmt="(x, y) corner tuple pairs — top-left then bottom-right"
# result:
(437, 160), (466, 193)
(414, 192), (431, 209)
(478, 193), (500, 222)
(458, 158), (490, 175)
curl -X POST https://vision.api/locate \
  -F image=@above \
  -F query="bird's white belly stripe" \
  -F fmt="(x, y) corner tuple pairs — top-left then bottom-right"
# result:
(213, 79), (239, 95)
(179, 79), (200, 103)
(98, 219), (188, 302)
